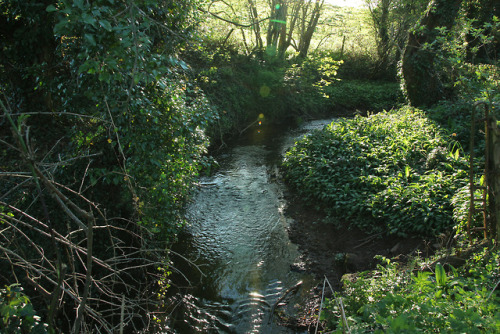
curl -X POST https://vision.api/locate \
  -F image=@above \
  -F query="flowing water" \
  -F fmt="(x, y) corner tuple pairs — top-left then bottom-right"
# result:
(166, 119), (335, 333)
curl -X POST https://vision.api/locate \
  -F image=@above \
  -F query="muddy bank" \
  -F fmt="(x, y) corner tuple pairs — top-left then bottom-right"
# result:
(285, 191), (434, 287)
(279, 190), (437, 330)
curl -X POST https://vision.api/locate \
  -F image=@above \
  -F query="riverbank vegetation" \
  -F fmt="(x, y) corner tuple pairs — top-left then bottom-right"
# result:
(1, 0), (499, 332)
(283, 107), (470, 237)
(280, 0), (500, 332)
(1, 0), (214, 332)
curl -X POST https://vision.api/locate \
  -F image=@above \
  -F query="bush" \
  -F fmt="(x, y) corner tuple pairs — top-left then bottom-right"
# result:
(282, 107), (469, 236)
(0, 284), (47, 333)
(323, 80), (403, 112)
(322, 247), (500, 333)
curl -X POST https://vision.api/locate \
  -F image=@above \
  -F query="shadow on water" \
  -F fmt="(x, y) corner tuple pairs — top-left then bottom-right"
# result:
(163, 118), (335, 333)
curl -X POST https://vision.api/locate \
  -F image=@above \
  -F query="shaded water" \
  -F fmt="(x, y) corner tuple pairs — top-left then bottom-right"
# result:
(166, 119), (334, 333)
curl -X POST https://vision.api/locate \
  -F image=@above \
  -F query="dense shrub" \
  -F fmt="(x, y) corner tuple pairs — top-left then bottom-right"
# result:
(323, 80), (403, 112)
(0, 0), (215, 331)
(0, 284), (47, 333)
(282, 107), (469, 237)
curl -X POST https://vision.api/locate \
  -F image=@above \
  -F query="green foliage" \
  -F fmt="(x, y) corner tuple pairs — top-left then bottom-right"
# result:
(431, 18), (500, 104)
(39, 0), (215, 236)
(323, 79), (403, 112)
(400, 0), (499, 106)
(1, 0), (215, 330)
(284, 54), (344, 114)
(0, 284), (47, 333)
(282, 107), (469, 236)
(186, 44), (346, 139)
(323, 248), (500, 333)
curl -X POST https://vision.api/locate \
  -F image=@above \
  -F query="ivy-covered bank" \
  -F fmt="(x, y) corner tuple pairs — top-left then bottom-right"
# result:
(282, 107), (470, 237)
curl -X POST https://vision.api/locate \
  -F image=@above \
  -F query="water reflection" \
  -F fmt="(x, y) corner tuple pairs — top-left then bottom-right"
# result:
(167, 119), (336, 333)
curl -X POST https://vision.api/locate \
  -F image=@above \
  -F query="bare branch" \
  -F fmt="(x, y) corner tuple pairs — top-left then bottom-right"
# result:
(199, 7), (271, 28)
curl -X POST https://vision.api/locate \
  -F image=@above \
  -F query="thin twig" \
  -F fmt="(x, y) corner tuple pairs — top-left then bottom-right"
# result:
(487, 279), (500, 301)
(315, 277), (327, 334)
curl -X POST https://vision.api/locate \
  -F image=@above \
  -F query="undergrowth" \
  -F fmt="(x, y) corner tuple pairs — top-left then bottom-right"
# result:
(282, 107), (470, 237)
(322, 246), (500, 333)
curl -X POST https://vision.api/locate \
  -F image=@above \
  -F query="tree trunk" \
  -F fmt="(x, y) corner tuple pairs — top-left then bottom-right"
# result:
(278, 0), (301, 57)
(401, 0), (462, 107)
(248, 0), (263, 50)
(298, 0), (324, 58)
(266, 0), (287, 56)
(376, 0), (391, 72)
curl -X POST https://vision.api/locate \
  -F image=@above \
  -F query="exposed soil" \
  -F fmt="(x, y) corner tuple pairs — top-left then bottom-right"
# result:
(281, 191), (439, 331)
(285, 193), (436, 286)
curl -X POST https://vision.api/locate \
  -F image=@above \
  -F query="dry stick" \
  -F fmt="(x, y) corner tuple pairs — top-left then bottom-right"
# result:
(487, 279), (500, 301)
(79, 159), (93, 194)
(239, 118), (259, 135)
(352, 232), (383, 250)
(268, 280), (303, 323)
(0, 215), (57, 272)
(0, 176), (32, 201)
(1, 111), (108, 122)
(315, 278), (327, 334)
(169, 249), (207, 278)
(34, 165), (93, 224)
(198, 7), (270, 28)
(72, 214), (94, 334)
(0, 209), (111, 270)
(0, 172), (32, 176)
(50, 179), (106, 220)
(2, 99), (66, 328)
(120, 294), (125, 334)
(0, 245), (109, 330)
(325, 276), (350, 334)
(49, 263), (68, 327)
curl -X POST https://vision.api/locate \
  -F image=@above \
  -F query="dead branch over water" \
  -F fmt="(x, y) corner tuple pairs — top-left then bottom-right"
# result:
(0, 98), (172, 332)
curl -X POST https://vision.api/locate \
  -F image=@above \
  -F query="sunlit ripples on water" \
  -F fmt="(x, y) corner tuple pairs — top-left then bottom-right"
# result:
(165, 119), (336, 333)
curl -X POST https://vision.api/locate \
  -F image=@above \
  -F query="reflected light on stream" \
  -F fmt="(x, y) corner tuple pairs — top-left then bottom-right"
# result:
(165, 118), (336, 333)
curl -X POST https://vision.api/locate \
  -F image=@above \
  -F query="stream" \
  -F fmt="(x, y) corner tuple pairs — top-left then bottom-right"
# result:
(166, 119), (335, 333)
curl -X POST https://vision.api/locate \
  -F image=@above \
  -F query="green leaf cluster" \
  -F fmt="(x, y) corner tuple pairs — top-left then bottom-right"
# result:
(282, 107), (469, 236)
(42, 0), (216, 236)
(323, 248), (500, 333)
(0, 284), (47, 333)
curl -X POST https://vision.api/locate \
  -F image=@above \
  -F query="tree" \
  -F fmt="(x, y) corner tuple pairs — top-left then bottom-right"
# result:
(202, 0), (326, 59)
(366, 0), (428, 77)
(297, 0), (325, 58)
(401, 0), (463, 106)
(463, 0), (499, 63)
(1, 0), (215, 331)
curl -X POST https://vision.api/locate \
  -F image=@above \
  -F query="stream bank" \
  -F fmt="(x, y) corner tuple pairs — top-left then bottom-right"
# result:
(281, 191), (436, 330)
(164, 117), (435, 333)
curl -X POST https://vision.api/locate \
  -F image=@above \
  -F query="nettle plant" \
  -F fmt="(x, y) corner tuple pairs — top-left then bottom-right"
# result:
(282, 107), (469, 237)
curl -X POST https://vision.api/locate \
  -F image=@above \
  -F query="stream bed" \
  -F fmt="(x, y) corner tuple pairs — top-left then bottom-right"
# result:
(166, 119), (335, 333)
